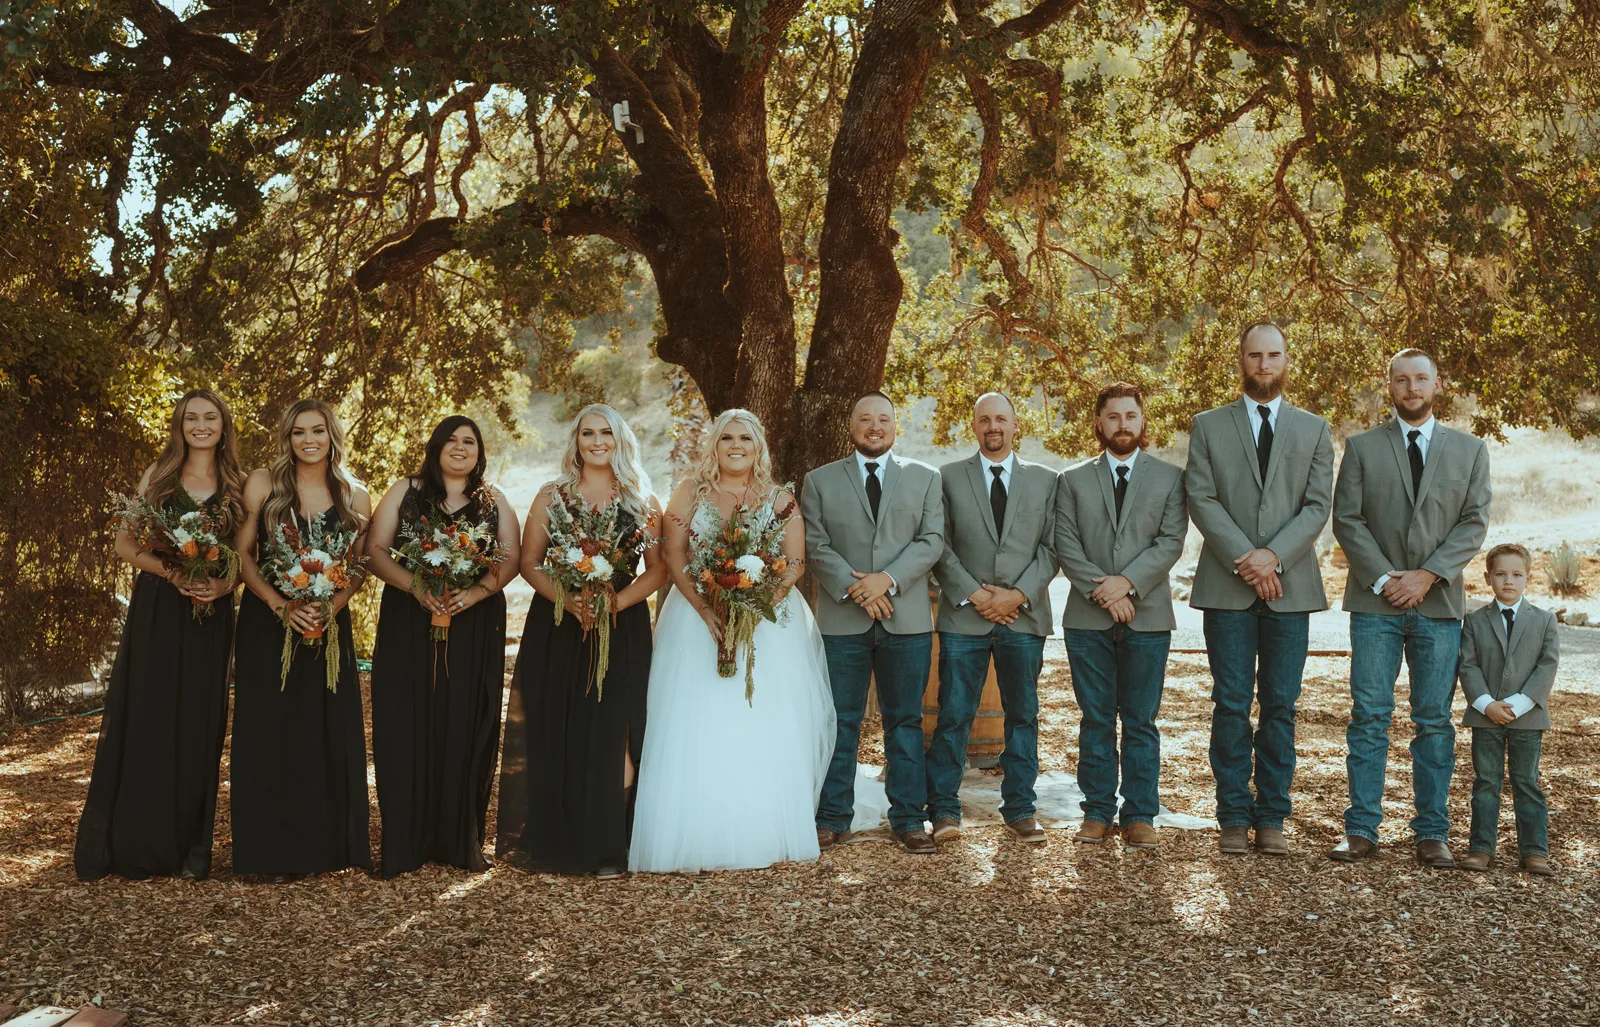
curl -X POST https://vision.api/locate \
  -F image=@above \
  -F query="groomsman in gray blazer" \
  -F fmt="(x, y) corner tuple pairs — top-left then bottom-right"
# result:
(1329, 348), (1490, 868)
(1055, 383), (1188, 850)
(1185, 321), (1334, 857)
(926, 394), (1059, 845)
(803, 392), (945, 854)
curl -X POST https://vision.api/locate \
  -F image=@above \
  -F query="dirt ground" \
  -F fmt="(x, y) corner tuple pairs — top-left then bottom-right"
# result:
(3, 638), (1598, 1026)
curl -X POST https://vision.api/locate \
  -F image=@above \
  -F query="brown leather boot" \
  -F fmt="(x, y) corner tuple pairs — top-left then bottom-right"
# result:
(1006, 817), (1047, 844)
(1415, 838), (1455, 869)
(931, 817), (962, 843)
(1073, 821), (1109, 845)
(1218, 826), (1251, 855)
(1520, 854), (1554, 877)
(1328, 835), (1377, 863)
(1253, 827), (1288, 856)
(1122, 822), (1159, 849)
(897, 829), (938, 854)
(1457, 850), (1492, 872)
(816, 827), (840, 852)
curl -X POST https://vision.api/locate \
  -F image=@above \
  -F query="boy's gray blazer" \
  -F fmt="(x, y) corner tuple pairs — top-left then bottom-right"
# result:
(802, 453), (944, 636)
(1184, 398), (1335, 612)
(1459, 601), (1559, 731)
(932, 453), (1058, 636)
(1332, 419), (1491, 619)
(1054, 451), (1188, 631)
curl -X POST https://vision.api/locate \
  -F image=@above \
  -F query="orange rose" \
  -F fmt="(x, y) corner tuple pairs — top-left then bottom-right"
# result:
(290, 571), (312, 589)
(699, 569), (714, 584)
(457, 532), (470, 546)
(180, 540), (199, 558)
(205, 546), (220, 562)
(771, 558), (788, 575)
(577, 556), (595, 574)
(737, 573), (752, 589)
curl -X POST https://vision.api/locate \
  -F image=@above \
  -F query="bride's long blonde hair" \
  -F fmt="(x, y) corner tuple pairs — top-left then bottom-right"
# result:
(693, 408), (777, 505)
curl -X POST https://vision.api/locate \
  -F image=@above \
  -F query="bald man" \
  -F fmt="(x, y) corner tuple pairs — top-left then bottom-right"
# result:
(926, 393), (1060, 844)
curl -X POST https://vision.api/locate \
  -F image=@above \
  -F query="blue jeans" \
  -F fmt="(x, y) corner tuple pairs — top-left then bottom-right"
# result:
(1064, 626), (1170, 826)
(924, 626), (1045, 825)
(1345, 611), (1461, 843)
(817, 625), (932, 835)
(1469, 727), (1547, 857)
(1203, 607), (1309, 831)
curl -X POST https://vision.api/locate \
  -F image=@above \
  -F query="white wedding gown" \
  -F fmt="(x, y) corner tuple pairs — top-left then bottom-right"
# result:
(630, 506), (837, 873)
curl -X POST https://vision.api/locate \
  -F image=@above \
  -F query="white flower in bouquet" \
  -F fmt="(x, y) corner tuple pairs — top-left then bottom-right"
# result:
(563, 545), (585, 566)
(172, 526), (195, 546)
(450, 553), (473, 574)
(424, 547), (451, 566)
(310, 575), (336, 598)
(586, 554), (614, 580)
(735, 555), (767, 582)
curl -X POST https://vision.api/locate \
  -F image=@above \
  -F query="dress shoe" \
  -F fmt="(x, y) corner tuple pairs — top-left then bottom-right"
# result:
(1521, 854), (1554, 877)
(931, 817), (962, 843)
(1122, 822), (1159, 849)
(1328, 835), (1377, 863)
(816, 827), (840, 852)
(1006, 817), (1047, 844)
(1415, 838), (1455, 869)
(1218, 825), (1251, 855)
(897, 829), (938, 854)
(1253, 827), (1288, 856)
(1073, 820), (1110, 845)
(1457, 850), (1493, 872)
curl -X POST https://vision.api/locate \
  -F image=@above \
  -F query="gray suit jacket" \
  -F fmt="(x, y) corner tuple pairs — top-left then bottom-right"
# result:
(1460, 601), (1559, 730)
(932, 454), (1057, 636)
(802, 453), (944, 635)
(1332, 419), (1490, 619)
(1055, 451), (1188, 631)
(1185, 399), (1335, 612)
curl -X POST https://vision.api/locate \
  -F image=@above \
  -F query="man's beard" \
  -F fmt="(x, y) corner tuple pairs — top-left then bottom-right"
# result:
(1243, 368), (1287, 401)
(1095, 425), (1146, 457)
(1395, 394), (1434, 422)
(980, 431), (1008, 454)
(854, 437), (891, 458)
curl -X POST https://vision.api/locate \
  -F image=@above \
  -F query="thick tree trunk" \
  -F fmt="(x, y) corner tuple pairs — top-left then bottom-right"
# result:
(785, 0), (944, 482)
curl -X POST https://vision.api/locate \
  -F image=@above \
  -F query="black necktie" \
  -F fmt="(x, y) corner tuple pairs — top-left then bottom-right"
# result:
(864, 461), (881, 520)
(1114, 464), (1129, 522)
(1502, 606), (1515, 638)
(1407, 429), (1424, 497)
(989, 465), (1007, 537)
(1256, 404), (1273, 481)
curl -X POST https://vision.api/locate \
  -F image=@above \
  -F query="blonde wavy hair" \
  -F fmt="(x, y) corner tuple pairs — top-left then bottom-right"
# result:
(553, 403), (654, 519)
(144, 388), (248, 534)
(262, 398), (362, 531)
(693, 408), (776, 504)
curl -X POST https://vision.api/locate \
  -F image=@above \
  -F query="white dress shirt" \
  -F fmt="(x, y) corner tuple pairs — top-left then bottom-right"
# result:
(980, 450), (1016, 492)
(1470, 597), (1536, 719)
(849, 448), (897, 597)
(1243, 393), (1283, 447)
(1106, 447), (1138, 481)
(1371, 412), (1440, 594)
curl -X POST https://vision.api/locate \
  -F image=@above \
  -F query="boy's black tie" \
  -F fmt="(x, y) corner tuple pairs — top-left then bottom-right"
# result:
(1502, 606), (1515, 638)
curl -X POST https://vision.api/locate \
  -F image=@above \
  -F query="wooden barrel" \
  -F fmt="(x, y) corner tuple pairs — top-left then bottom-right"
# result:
(919, 596), (1005, 768)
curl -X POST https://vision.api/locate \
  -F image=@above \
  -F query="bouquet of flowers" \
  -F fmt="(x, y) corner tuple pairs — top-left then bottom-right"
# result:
(390, 507), (507, 641)
(115, 490), (240, 620)
(541, 488), (654, 698)
(686, 491), (797, 704)
(259, 517), (366, 692)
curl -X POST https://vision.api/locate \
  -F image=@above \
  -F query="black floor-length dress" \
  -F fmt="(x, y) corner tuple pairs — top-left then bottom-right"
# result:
(75, 496), (234, 882)
(229, 508), (371, 876)
(370, 483), (507, 878)
(496, 508), (651, 873)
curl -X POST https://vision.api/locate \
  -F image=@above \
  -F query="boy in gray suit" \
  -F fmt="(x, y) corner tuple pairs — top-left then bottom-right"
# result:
(803, 392), (945, 854)
(1457, 543), (1560, 876)
(1055, 383), (1188, 850)
(1330, 348), (1490, 868)
(1185, 321), (1335, 857)
(926, 393), (1059, 845)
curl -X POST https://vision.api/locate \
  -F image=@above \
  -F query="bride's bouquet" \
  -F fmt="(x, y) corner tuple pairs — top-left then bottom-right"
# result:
(390, 507), (506, 641)
(686, 491), (797, 704)
(116, 491), (240, 620)
(259, 517), (366, 692)
(541, 488), (655, 697)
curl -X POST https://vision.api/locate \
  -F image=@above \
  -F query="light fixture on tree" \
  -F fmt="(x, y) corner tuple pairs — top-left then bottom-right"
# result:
(612, 100), (644, 144)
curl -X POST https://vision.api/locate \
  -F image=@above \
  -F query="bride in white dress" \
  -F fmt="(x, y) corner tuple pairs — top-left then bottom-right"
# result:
(629, 409), (837, 873)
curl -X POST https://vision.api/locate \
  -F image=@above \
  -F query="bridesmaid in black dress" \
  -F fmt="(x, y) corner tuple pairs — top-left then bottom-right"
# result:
(366, 415), (521, 877)
(497, 403), (666, 879)
(230, 398), (373, 882)
(75, 389), (244, 882)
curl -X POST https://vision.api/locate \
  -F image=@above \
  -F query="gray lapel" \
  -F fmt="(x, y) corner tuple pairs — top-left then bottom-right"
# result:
(874, 454), (903, 533)
(1386, 418), (1417, 504)
(1094, 454), (1118, 529)
(1260, 405), (1289, 495)
(1413, 424), (1445, 509)
(1117, 453), (1148, 531)
(999, 459), (1024, 539)
(1231, 399), (1264, 488)
(967, 455), (999, 543)
(845, 457), (874, 523)
(1505, 605), (1533, 661)
(1490, 605), (1510, 653)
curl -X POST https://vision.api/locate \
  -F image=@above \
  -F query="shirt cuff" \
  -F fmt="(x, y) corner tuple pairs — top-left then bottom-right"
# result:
(1372, 573), (1390, 595)
(885, 572), (899, 597)
(1471, 694), (1493, 715)
(1506, 694), (1536, 719)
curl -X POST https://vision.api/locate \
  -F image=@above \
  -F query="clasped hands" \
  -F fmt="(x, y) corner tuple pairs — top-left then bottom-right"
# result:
(1087, 574), (1136, 624)
(1381, 568), (1437, 610)
(849, 571), (897, 621)
(966, 584), (1027, 625)
(414, 578), (494, 619)
(1234, 547), (1282, 601)
(1483, 699), (1516, 726)
(169, 569), (233, 604)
